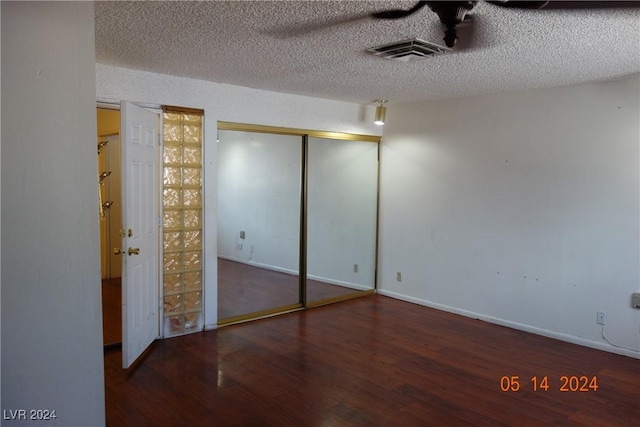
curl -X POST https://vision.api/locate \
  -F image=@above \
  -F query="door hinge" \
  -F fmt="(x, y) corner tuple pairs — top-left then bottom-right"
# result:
(120, 228), (133, 237)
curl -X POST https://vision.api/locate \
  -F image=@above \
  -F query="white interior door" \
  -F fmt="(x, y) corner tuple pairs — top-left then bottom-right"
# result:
(121, 101), (160, 368)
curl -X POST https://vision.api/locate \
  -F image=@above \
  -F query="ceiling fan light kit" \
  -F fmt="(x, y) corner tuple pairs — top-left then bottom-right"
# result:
(426, 1), (478, 47)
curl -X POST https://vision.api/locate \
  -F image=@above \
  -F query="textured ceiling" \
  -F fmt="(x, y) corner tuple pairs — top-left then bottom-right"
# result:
(95, 1), (640, 105)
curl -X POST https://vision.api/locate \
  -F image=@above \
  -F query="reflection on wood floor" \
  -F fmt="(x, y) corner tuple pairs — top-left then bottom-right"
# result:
(218, 257), (365, 320)
(104, 294), (640, 426)
(101, 277), (121, 346)
(101, 259), (370, 345)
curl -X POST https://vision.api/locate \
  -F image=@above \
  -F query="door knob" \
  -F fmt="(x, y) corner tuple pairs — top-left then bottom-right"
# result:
(128, 247), (140, 256)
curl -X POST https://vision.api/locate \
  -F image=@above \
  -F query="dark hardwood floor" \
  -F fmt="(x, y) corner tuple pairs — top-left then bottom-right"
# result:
(104, 295), (640, 426)
(102, 260), (368, 346)
(218, 258), (366, 319)
(102, 277), (122, 346)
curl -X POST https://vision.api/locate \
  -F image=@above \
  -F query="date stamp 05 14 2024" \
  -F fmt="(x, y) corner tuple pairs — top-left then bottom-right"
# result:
(500, 375), (599, 393)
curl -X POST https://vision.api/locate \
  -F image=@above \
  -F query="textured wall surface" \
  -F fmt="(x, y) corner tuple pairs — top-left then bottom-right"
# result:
(379, 74), (640, 358)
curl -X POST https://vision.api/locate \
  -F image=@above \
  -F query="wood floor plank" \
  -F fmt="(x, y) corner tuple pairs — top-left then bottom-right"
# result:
(217, 258), (367, 319)
(105, 295), (640, 426)
(101, 278), (122, 345)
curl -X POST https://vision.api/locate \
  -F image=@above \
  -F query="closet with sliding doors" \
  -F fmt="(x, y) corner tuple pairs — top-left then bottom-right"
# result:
(216, 122), (380, 325)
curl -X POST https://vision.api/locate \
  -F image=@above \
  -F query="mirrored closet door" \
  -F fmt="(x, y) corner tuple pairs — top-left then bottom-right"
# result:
(217, 129), (302, 322)
(217, 124), (379, 325)
(306, 137), (378, 305)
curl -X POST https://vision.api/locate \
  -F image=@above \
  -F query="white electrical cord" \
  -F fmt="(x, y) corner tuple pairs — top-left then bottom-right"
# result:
(601, 325), (639, 353)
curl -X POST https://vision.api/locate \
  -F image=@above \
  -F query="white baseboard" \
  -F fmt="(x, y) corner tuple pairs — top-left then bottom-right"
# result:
(307, 273), (373, 291)
(377, 289), (640, 360)
(218, 255), (298, 276)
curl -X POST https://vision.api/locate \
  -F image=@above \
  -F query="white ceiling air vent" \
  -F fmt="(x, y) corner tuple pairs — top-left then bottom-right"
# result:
(367, 38), (449, 62)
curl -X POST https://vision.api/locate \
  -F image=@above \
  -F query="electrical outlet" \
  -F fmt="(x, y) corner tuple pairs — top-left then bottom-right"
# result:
(239, 230), (245, 239)
(353, 264), (358, 273)
(596, 311), (607, 325)
(632, 292), (640, 309)
(396, 272), (402, 282)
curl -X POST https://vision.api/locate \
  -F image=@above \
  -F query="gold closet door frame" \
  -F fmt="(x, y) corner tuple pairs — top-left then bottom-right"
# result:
(216, 121), (381, 326)
(217, 121), (381, 143)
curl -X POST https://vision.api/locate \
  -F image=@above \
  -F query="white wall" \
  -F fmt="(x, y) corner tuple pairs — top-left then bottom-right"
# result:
(1, 0), (3, 408)
(379, 75), (640, 358)
(1, 2), (106, 425)
(217, 130), (302, 273)
(96, 64), (382, 328)
(307, 137), (378, 289)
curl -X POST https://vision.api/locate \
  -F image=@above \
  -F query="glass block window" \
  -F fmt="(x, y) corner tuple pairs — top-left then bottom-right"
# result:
(162, 109), (204, 336)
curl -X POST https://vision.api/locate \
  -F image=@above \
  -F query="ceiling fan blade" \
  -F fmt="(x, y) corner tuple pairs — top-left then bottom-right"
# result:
(537, 1), (640, 9)
(371, 1), (429, 19)
(487, 1), (640, 9)
(265, 13), (373, 38)
(267, 1), (431, 39)
(486, 1), (547, 8)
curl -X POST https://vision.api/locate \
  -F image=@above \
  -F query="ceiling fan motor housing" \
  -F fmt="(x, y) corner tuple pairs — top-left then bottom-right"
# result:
(427, 1), (477, 47)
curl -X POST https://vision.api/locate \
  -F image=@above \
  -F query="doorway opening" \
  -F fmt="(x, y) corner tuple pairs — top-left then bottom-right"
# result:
(98, 102), (205, 367)
(99, 101), (163, 368)
(97, 107), (122, 348)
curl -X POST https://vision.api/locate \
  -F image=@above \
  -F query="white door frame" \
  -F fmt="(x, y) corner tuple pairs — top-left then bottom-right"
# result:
(97, 99), (164, 367)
